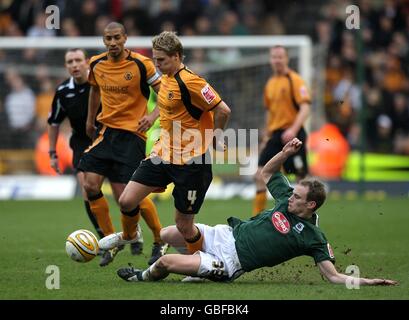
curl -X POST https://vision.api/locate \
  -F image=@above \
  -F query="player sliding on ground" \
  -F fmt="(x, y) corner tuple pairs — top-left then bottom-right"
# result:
(117, 138), (397, 286)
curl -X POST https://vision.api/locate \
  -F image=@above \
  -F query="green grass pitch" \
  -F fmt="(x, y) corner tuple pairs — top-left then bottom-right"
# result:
(0, 196), (408, 300)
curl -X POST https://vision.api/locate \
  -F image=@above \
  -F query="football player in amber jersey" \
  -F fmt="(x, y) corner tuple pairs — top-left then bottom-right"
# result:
(116, 138), (397, 287)
(78, 22), (166, 266)
(99, 31), (231, 258)
(253, 46), (311, 216)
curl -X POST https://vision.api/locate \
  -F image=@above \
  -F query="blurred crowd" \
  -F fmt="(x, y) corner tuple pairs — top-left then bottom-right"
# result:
(0, 0), (408, 158)
(316, 0), (409, 154)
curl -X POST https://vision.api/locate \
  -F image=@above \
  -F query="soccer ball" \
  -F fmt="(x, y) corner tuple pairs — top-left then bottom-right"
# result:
(66, 229), (99, 262)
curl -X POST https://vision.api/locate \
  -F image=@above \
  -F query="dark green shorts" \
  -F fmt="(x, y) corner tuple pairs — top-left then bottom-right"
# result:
(77, 126), (146, 183)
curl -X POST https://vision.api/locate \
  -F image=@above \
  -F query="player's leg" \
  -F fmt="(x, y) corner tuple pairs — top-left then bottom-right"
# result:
(139, 197), (168, 264)
(117, 253), (201, 282)
(160, 225), (187, 254)
(82, 171), (114, 236)
(98, 180), (159, 250)
(77, 171), (104, 238)
(170, 160), (212, 254)
(109, 181), (144, 254)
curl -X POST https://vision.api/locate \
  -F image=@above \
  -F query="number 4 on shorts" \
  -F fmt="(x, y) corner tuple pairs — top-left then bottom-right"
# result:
(187, 190), (197, 205)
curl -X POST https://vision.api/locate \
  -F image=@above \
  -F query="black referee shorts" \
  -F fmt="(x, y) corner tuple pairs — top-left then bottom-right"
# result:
(69, 135), (92, 171)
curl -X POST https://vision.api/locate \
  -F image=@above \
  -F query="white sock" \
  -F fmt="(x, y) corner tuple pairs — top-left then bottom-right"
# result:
(142, 263), (156, 280)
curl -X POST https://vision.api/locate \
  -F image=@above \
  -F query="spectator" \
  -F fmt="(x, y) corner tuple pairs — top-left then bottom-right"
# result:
(4, 69), (36, 148)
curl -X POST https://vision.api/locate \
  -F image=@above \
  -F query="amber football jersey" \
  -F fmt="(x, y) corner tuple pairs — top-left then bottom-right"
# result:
(152, 67), (222, 164)
(264, 69), (310, 133)
(89, 49), (161, 139)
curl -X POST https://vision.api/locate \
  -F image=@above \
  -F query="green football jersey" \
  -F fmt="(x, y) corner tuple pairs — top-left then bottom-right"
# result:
(229, 173), (335, 272)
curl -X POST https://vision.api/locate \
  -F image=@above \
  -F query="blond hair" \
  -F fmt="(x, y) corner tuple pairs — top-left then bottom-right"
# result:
(152, 31), (184, 60)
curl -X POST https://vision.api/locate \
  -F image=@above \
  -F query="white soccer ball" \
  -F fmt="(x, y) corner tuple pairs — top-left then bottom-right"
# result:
(66, 229), (99, 263)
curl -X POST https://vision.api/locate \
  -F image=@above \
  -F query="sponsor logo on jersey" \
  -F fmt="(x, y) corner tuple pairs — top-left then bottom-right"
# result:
(101, 84), (129, 94)
(124, 71), (133, 80)
(65, 93), (75, 98)
(201, 84), (216, 104)
(327, 243), (335, 259)
(168, 91), (174, 100)
(300, 86), (308, 98)
(271, 211), (290, 234)
(293, 222), (305, 234)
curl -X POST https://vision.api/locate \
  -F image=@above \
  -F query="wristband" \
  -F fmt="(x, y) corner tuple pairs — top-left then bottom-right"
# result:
(49, 150), (58, 159)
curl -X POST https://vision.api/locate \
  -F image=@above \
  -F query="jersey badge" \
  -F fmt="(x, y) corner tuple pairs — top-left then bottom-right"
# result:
(292, 222), (305, 234)
(124, 71), (133, 81)
(168, 91), (174, 100)
(201, 84), (216, 104)
(271, 211), (290, 234)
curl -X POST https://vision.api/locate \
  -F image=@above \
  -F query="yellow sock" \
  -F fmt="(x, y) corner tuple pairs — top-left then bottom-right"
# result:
(121, 207), (140, 240)
(140, 197), (163, 243)
(252, 191), (267, 216)
(89, 193), (114, 236)
(185, 228), (203, 254)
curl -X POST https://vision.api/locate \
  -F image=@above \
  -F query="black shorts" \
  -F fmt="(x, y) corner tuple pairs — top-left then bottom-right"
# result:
(69, 135), (92, 171)
(258, 128), (308, 177)
(131, 155), (212, 214)
(77, 126), (146, 183)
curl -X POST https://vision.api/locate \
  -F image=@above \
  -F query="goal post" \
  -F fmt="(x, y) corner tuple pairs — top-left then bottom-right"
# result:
(0, 35), (312, 85)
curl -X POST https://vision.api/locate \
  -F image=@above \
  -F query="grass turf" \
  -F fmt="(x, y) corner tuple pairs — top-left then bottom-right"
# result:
(0, 197), (408, 300)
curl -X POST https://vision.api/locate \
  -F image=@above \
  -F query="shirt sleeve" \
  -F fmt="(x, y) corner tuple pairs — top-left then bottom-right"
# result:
(188, 77), (222, 112)
(266, 172), (293, 202)
(47, 90), (67, 125)
(88, 68), (97, 87)
(292, 74), (311, 105)
(143, 58), (161, 87)
(308, 233), (336, 264)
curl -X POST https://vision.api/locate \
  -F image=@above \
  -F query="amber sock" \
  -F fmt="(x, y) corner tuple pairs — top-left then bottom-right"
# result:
(121, 206), (140, 240)
(185, 227), (203, 254)
(88, 192), (114, 236)
(252, 190), (267, 216)
(140, 197), (162, 243)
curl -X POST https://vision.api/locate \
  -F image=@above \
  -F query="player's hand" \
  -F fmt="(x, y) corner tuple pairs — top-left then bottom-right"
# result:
(49, 151), (60, 174)
(281, 128), (296, 144)
(137, 114), (155, 133)
(365, 278), (398, 286)
(282, 138), (302, 155)
(213, 136), (226, 152)
(86, 122), (97, 140)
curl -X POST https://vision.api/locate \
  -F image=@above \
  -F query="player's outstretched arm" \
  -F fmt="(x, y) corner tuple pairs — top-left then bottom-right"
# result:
(261, 138), (302, 184)
(317, 260), (398, 286)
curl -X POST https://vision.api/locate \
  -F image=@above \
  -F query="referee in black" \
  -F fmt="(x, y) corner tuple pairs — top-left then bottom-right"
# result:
(47, 48), (105, 239)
